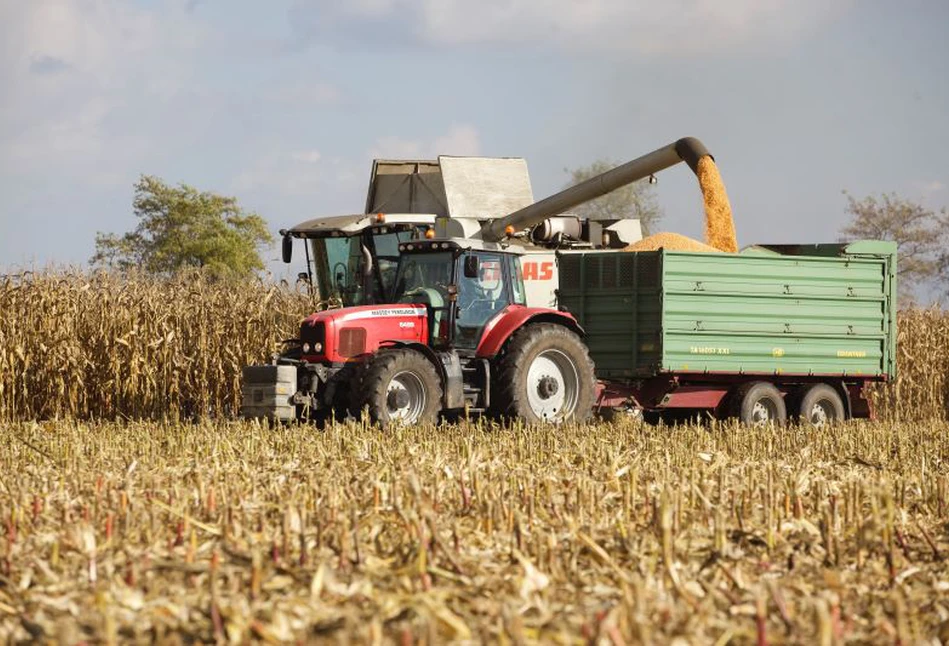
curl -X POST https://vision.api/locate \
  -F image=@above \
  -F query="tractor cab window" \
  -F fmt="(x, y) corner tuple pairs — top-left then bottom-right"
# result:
(507, 255), (527, 305)
(394, 251), (454, 346)
(454, 252), (510, 350)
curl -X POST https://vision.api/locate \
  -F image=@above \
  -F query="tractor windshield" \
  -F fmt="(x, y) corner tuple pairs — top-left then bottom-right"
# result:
(393, 252), (453, 305)
(393, 251), (454, 347)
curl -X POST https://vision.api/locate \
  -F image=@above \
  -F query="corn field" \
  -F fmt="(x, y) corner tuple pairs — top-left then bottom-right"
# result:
(1, 271), (947, 422)
(0, 271), (315, 421)
(2, 417), (949, 643)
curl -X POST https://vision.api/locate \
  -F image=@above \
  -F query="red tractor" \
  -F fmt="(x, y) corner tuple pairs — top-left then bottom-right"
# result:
(243, 238), (596, 426)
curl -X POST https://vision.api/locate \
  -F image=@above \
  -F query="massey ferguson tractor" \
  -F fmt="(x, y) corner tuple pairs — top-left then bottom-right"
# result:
(243, 138), (897, 426)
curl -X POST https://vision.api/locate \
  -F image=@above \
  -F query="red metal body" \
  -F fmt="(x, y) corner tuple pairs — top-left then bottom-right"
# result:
(300, 305), (429, 363)
(475, 305), (583, 358)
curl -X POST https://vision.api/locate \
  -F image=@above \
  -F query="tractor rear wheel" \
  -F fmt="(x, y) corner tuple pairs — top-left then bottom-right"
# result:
(357, 349), (442, 427)
(492, 323), (595, 424)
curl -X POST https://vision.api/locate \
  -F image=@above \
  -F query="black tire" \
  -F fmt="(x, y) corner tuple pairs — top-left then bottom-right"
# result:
(356, 349), (442, 427)
(491, 323), (596, 424)
(794, 383), (845, 427)
(730, 381), (787, 427)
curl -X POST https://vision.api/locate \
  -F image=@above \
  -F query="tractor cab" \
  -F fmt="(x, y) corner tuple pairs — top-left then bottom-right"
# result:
(392, 240), (527, 351)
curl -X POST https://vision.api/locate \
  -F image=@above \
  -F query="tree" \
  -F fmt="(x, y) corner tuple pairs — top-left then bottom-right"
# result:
(92, 176), (273, 278)
(563, 160), (663, 236)
(840, 191), (949, 301)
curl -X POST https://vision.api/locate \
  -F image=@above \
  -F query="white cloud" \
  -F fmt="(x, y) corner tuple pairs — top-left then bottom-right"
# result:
(276, 81), (343, 107)
(291, 150), (322, 164)
(368, 123), (481, 160)
(233, 149), (323, 195)
(0, 1), (204, 179)
(433, 124), (481, 156)
(309, 0), (849, 54)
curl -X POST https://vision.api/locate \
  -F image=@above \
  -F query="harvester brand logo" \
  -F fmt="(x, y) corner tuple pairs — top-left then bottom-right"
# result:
(690, 346), (730, 355)
(521, 261), (554, 281)
(772, 347), (785, 358)
(837, 350), (867, 358)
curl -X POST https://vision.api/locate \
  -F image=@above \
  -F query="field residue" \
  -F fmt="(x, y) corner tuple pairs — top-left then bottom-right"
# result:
(2, 418), (949, 642)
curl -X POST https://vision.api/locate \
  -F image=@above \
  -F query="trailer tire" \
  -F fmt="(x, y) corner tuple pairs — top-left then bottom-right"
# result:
(730, 381), (787, 427)
(356, 349), (442, 428)
(794, 383), (845, 427)
(492, 323), (595, 424)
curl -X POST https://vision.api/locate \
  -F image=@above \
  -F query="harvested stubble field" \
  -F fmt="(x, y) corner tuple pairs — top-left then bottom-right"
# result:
(3, 418), (949, 643)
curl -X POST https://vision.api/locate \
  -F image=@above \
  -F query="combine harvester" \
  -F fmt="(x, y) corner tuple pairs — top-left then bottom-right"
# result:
(244, 138), (896, 427)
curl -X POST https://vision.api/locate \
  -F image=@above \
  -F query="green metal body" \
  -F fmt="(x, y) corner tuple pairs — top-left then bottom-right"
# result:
(557, 241), (897, 381)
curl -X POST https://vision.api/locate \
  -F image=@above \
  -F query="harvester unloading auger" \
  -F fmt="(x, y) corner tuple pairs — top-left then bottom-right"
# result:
(481, 136), (738, 253)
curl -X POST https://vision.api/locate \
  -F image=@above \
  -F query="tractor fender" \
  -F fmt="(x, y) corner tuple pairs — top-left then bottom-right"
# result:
(475, 306), (584, 359)
(378, 341), (463, 409)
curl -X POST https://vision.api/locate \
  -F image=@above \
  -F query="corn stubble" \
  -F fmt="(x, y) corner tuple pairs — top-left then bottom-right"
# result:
(2, 418), (949, 643)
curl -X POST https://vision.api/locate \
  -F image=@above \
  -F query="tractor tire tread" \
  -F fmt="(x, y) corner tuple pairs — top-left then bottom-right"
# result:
(354, 348), (442, 427)
(491, 323), (595, 424)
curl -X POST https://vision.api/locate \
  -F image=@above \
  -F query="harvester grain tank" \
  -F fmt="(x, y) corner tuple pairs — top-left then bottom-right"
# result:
(243, 137), (896, 427)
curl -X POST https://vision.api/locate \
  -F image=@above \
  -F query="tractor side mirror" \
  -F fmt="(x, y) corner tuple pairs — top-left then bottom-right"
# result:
(281, 235), (293, 263)
(463, 255), (479, 279)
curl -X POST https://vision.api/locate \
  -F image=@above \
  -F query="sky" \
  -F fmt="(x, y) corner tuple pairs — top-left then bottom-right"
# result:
(1, 0), (948, 276)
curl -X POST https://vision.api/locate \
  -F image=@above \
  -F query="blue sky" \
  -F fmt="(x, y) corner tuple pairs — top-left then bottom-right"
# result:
(2, 0), (948, 274)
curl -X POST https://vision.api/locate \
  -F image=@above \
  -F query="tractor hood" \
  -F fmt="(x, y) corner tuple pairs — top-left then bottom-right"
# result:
(299, 304), (430, 363)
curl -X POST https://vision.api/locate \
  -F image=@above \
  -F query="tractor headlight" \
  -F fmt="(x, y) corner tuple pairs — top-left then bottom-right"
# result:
(302, 342), (311, 353)
(312, 342), (323, 353)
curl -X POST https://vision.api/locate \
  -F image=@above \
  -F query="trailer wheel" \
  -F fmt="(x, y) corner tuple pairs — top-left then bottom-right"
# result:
(795, 383), (845, 427)
(492, 323), (595, 424)
(731, 381), (787, 427)
(357, 349), (442, 427)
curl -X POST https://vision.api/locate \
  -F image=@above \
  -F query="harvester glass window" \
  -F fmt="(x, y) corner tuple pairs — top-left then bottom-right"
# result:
(318, 237), (365, 306)
(454, 252), (510, 349)
(370, 229), (419, 299)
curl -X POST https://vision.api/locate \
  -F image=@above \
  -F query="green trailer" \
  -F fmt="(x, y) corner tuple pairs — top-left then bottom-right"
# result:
(557, 241), (897, 424)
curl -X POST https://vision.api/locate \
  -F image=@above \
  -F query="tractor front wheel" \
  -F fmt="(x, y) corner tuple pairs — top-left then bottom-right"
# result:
(492, 323), (595, 424)
(357, 349), (442, 427)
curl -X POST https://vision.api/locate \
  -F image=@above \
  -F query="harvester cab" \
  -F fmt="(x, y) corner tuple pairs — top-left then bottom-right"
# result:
(280, 213), (434, 307)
